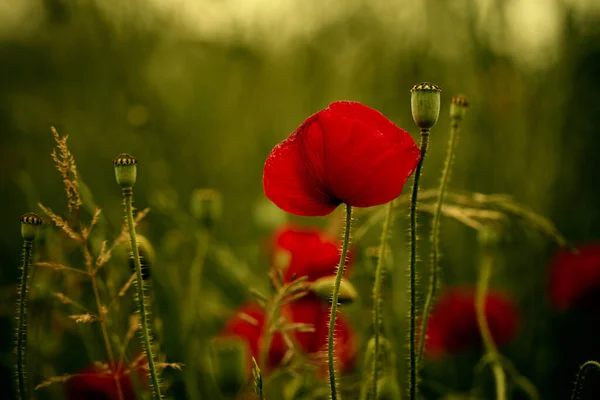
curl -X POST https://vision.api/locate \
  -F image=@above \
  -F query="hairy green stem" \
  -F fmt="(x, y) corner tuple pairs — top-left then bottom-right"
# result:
(572, 361), (600, 400)
(124, 193), (162, 399)
(328, 204), (353, 400)
(371, 201), (394, 399)
(16, 240), (33, 400)
(418, 118), (461, 366)
(409, 131), (430, 399)
(475, 252), (506, 400)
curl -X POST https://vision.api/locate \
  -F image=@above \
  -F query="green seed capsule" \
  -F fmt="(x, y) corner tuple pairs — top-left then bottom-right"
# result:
(20, 212), (42, 241)
(113, 153), (138, 190)
(410, 82), (441, 131)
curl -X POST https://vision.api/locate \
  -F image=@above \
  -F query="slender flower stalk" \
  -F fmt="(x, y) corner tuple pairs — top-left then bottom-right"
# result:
(572, 361), (600, 400)
(408, 82), (440, 399)
(371, 200), (394, 399)
(328, 204), (353, 400)
(113, 154), (162, 399)
(15, 213), (42, 400)
(476, 227), (506, 400)
(418, 95), (469, 366)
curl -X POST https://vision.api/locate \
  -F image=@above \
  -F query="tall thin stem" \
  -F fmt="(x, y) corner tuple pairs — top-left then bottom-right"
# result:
(409, 131), (430, 400)
(476, 251), (506, 400)
(418, 118), (461, 366)
(124, 192), (162, 399)
(16, 240), (33, 400)
(371, 201), (394, 399)
(328, 204), (353, 400)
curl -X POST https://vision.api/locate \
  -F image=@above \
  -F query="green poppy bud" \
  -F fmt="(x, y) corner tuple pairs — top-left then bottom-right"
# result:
(20, 212), (42, 241)
(190, 189), (223, 228)
(113, 153), (138, 191)
(410, 82), (441, 131)
(449, 95), (469, 121)
(310, 275), (358, 304)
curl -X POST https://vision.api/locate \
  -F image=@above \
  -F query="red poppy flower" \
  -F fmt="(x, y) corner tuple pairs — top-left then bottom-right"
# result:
(263, 101), (421, 216)
(272, 225), (352, 283)
(219, 299), (356, 375)
(66, 364), (137, 400)
(549, 242), (600, 310)
(424, 288), (520, 359)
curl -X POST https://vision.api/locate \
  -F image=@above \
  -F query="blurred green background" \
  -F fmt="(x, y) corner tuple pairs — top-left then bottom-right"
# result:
(2, 0), (600, 399)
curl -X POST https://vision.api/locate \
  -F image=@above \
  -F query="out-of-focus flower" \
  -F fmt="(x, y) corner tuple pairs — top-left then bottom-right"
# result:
(219, 299), (357, 375)
(66, 364), (137, 400)
(272, 225), (351, 282)
(263, 101), (420, 216)
(549, 242), (600, 310)
(424, 288), (520, 359)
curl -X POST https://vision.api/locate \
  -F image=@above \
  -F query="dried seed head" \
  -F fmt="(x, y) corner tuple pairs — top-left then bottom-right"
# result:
(127, 234), (155, 281)
(310, 276), (358, 305)
(113, 153), (137, 190)
(20, 212), (42, 241)
(190, 188), (223, 228)
(410, 82), (441, 131)
(211, 337), (249, 395)
(450, 95), (469, 121)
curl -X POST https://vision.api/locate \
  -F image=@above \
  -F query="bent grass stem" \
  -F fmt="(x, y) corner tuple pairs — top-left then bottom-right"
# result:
(328, 204), (353, 400)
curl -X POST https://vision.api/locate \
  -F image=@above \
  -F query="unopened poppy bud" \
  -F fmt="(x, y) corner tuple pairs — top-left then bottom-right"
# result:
(310, 276), (357, 304)
(410, 82), (441, 131)
(478, 225), (502, 247)
(127, 234), (155, 280)
(211, 337), (249, 396)
(449, 95), (469, 121)
(113, 154), (137, 191)
(20, 212), (42, 241)
(364, 335), (394, 369)
(190, 189), (222, 228)
(375, 376), (402, 400)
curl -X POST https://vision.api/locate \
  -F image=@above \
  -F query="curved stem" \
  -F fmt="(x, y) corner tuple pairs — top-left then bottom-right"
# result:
(475, 252), (506, 400)
(16, 240), (33, 400)
(572, 361), (600, 400)
(409, 131), (430, 399)
(124, 193), (162, 399)
(371, 201), (394, 399)
(328, 204), (353, 400)
(418, 119), (460, 366)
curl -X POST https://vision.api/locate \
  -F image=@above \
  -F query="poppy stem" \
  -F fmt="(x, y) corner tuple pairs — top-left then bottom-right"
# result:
(408, 129), (430, 399)
(15, 239), (33, 400)
(123, 191), (163, 399)
(572, 361), (600, 400)
(417, 113), (462, 367)
(475, 249), (506, 400)
(328, 204), (353, 400)
(371, 200), (394, 399)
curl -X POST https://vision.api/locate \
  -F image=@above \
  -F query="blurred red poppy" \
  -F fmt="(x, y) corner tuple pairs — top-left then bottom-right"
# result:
(549, 242), (600, 310)
(263, 101), (420, 216)
(66, 364), (137, 400)
(219, 299), (356, 375)
(424, 288), (520, 359)
(272, 225), (352, 283)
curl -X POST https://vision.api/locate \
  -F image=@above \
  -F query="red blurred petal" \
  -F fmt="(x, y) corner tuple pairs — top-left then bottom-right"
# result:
(66, 365), (137, 400)
(424, 287), (520, 359)
(548, 242), (600, 310)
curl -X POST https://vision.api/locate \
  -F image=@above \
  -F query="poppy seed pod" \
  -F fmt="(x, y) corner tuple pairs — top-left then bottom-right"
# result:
(20, 212), (42, 241)
(190, 189), (223, 228)
(449, 95), (469, 121)
(127, 234), (155, 280)
(310, 276), (357, 304)
(410, 82), (441, 131)
(211, 337), (250, 396)
(113, 153), (138, 190)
